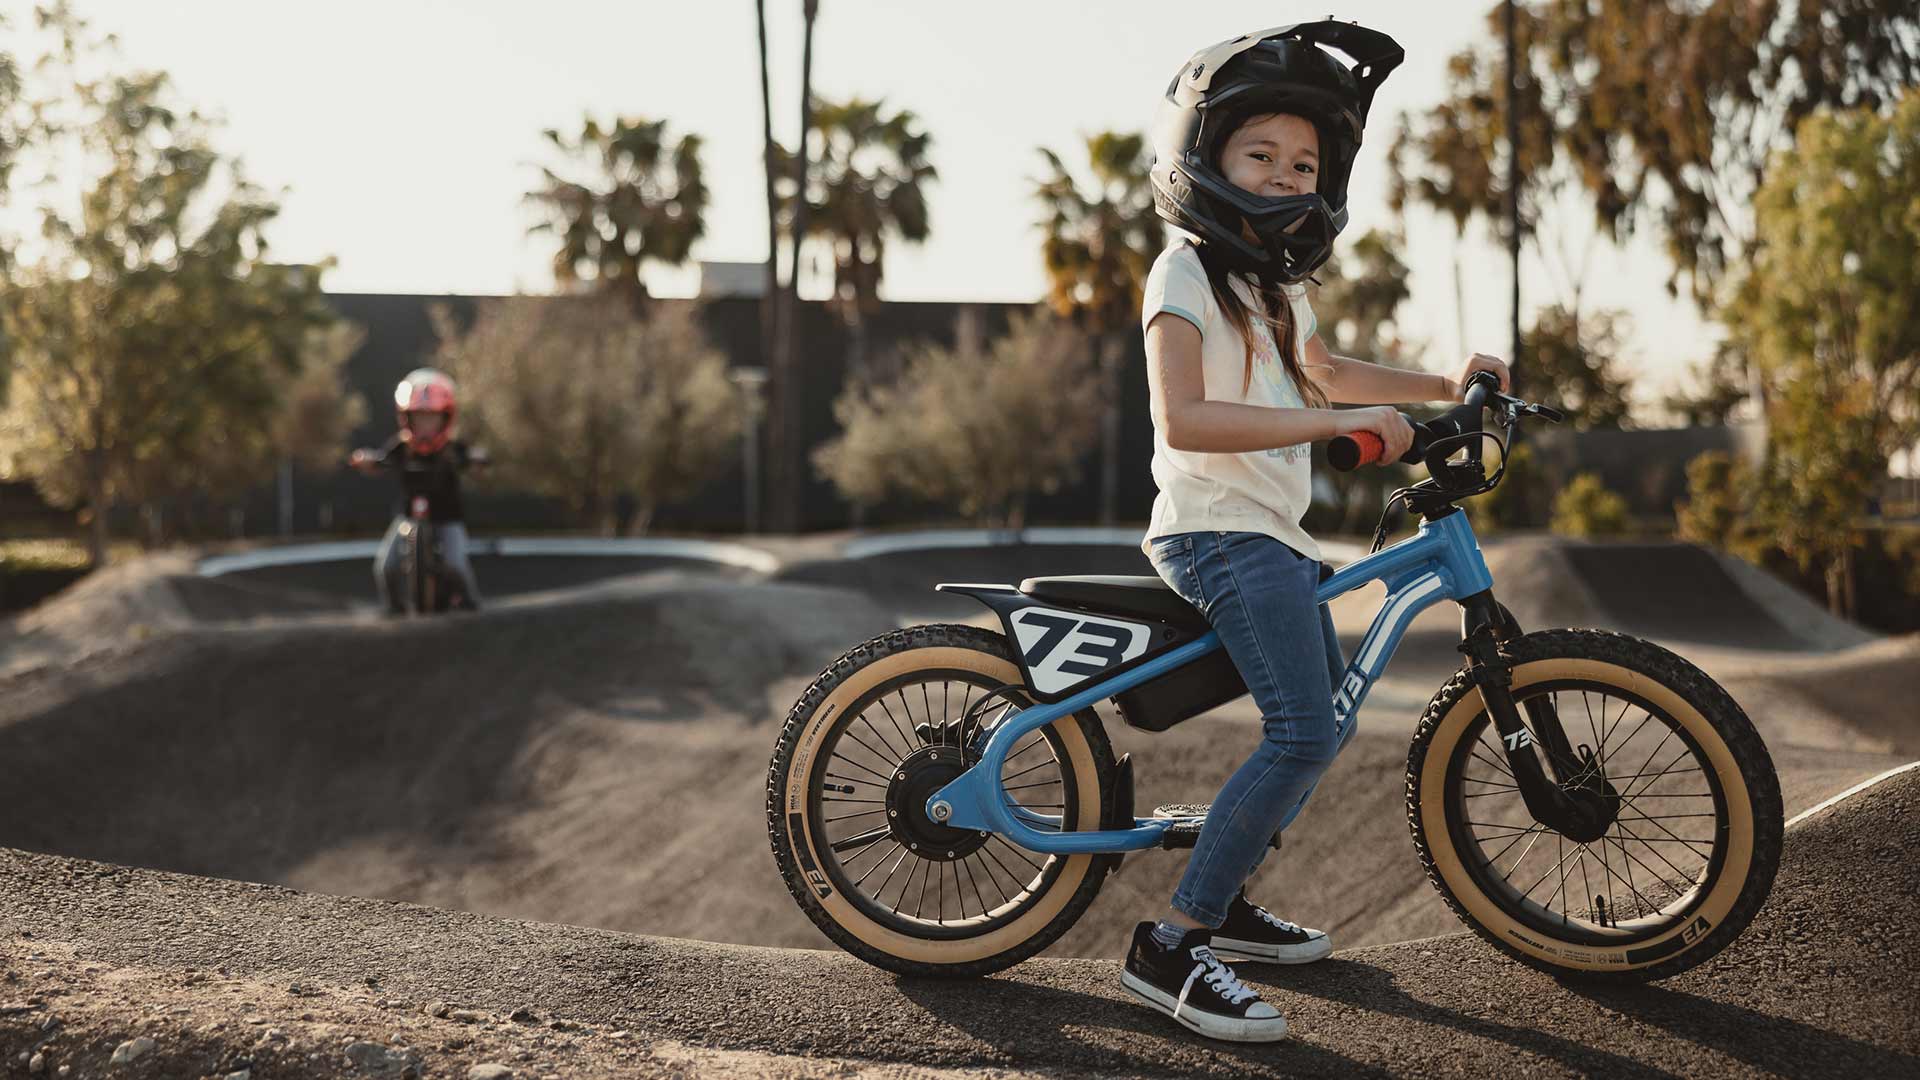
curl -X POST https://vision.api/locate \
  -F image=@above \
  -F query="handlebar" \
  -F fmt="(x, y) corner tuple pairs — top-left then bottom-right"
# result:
(1326, 371), (1563, 473)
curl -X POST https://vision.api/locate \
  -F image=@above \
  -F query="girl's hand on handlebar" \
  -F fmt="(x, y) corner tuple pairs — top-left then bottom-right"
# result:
(1338, 406), (1415, 464)
(1441, 353), (1511, 401)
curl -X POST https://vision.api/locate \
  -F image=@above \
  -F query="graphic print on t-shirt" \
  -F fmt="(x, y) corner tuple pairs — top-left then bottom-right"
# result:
(1249, 312), (1310, 465)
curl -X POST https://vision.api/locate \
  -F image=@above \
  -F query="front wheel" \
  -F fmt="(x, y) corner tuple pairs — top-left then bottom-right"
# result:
(767, 624), (1116, 977)
(1408, 628), (1782, 981)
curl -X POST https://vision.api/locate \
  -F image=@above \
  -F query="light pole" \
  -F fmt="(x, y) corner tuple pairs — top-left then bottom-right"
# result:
(1505, 0), (1522, 371)
(730, 366), (769, 534)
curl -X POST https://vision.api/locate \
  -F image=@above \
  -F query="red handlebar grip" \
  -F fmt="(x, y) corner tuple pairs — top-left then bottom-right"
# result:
(1329, 431), (1384, 471)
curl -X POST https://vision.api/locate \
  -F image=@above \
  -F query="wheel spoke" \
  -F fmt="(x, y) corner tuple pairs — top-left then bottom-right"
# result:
(871, 698), (913, 756)
(830, 826), (891, 855)
(829, 754), (894, 786)
(989, 835), (1046, 875)
(1005, 737), (1050, 765)
(1002, 757), (1060, 785)
(1615, 821), (1709, 884)
(1479, 822), (1545, 867)
(825, 771), (882, 788)
(911, 853), (933, 917)
(852, 842), (904, 888)
(1614, 816), (1642, 915)
(896, 690), (923, 745)
(980, 842), (1036, 894)
(1498, 827), (1549, 883)
(1600, 835), (1671, 917)
(1577, 840), (1595, 924)
(1602, 707), (1659, 762)
(1522, 832), (1585, 903)
(1606, 760), (1706, 789)
(1469, 747), (1516, 781)
(960, 854), (993, 917)
(1004, 779), (1063, 793)
(840, 728), (901, 775)
(1616, 809), (1718, 858)
(822, 808), (888, 823)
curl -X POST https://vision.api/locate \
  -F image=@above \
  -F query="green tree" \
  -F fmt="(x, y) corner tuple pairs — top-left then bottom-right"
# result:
(435, 297), (738, 536)
(815, 311), (1102, 528)
(0, 10), (23, 280)
(1314, 229), (1415, 362)
(1674, 450), (1761, 559)
(1663, 343), (1754, 427)
(1751, 379), (1881, 617)
(0, 7), (332, 563)
(774, 97), (935, 382)
(276, 321), (368, 472)
(1550, 472), (1630, 538)
(1399, 1), (1920, 306)
(527, 116), (708, 311)
(1732, 91), (1920, 470)
(1520, 304), (1633, 429)
(1034, 132), (1162, 525)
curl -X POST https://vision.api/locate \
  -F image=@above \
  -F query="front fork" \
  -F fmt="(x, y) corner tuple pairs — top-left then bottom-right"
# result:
(1458, 592), (1617, 843)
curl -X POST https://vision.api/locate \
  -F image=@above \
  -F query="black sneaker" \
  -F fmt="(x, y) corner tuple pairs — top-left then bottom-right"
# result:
(1119, 922), (1289, 1043)
(1209, 891), (1331, 964)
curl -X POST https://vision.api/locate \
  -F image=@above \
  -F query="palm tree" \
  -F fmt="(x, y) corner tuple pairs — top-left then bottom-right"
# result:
(1034, 132), (1162, 525)
(526, 116), (708, 312)
(776, 97), (936, 383)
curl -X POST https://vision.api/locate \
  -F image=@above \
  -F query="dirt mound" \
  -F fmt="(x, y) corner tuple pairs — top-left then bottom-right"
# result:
(0, 576), (895, 943)
(0, 553), (357, 678)
(0, 540), (1908, 963)
(4, 769), (1915, 1080)
(225, 552), (750, 603)
(1714, 634), (1920, 756)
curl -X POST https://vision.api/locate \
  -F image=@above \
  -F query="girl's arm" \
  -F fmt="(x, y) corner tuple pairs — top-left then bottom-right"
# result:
(1307, 333), (1513, 405)
(1148, 315), (1413, 458)
(1304, 333), (1448, 405)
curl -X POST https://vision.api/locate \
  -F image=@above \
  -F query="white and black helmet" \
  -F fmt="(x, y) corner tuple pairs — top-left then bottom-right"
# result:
(1151, 20), (1404, 283)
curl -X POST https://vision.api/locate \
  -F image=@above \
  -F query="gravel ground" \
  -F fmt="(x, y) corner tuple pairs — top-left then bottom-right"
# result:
(2, 769), (1916, 1079)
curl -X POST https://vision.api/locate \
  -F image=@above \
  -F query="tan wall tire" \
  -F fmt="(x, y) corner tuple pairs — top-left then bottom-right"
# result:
(767, 624), (1116, 977)
(1407, 629), (1783, 982)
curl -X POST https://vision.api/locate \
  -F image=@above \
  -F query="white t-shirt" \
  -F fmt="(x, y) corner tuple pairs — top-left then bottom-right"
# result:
(1140, 237), (1322, 561)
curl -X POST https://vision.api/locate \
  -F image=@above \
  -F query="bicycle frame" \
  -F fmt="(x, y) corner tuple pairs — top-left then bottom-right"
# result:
(926, 510), (1494, 855)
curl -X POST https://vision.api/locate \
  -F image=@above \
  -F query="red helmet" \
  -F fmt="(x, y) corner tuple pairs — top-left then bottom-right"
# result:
(395, 368), (457, 453)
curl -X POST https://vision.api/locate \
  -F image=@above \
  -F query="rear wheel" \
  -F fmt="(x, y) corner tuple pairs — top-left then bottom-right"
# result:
(1408, 629), (1782, 981)
(767, 624), (1115, 977)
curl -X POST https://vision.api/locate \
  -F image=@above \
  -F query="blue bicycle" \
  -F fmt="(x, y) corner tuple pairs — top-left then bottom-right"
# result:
(768, 373), (1782, 981)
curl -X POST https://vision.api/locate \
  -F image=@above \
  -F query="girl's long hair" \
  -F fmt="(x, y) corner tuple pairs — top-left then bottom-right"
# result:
(1195, 243), (1328, 408)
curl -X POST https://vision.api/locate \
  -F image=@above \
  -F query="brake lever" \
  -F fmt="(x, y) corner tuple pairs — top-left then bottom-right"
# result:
(1528, 403), (1567, 423)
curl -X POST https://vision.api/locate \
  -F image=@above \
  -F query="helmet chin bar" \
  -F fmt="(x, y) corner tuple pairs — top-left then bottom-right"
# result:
(1197, 184), (1341, 282)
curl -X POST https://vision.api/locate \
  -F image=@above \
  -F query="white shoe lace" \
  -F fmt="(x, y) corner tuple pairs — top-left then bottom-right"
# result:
(1173, 945), (1259, 1023)
(1249, 904), (1303, 935)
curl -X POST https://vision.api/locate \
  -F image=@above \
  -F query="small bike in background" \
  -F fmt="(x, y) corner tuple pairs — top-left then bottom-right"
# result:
(349, 446), (488, 617)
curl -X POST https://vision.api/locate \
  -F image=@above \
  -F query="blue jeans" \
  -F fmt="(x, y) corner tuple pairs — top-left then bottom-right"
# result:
(1147, 531), (1352, 927)
(375, 517), (483, 612)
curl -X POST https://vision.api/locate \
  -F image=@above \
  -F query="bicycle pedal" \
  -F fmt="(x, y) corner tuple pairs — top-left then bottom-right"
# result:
(1151, 804), (1282, 851)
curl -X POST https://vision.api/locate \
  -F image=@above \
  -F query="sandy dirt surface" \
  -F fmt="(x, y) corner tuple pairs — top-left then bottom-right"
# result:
(2, 767), (1915, 1079)
(0, 538), (1912, 967)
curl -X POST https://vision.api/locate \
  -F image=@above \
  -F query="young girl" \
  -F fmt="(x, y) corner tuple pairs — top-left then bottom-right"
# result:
(1122, 22), (1509, 1042)
(350, 368), (489, 613)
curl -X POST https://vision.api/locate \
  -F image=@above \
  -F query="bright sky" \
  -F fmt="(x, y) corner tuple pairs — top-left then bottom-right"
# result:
(4, 0), (1721, 408)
